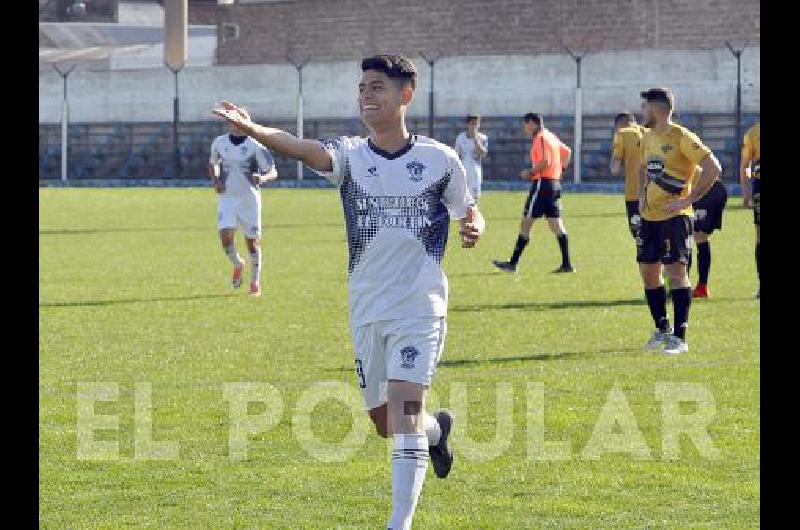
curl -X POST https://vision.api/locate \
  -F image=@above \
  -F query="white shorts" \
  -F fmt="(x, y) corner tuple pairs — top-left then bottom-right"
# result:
(466, 171), (482, 199)
(218, 193), (261, 239)
(351, 317), (447, 411)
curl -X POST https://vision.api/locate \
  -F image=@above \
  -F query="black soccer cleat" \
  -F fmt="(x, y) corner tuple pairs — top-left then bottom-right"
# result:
(552, 264), (575, 273)
(492, 260), (518, 273)
(429, 410), (454, 479)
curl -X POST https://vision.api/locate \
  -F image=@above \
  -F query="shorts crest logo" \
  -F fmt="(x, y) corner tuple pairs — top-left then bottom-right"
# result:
(399, 346), (420, 369)
(406, 160), (425, 182)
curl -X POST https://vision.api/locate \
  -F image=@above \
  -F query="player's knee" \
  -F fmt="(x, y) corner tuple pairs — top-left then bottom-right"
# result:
(547, 219), (563, 235)
(368, 406), (390, 438)
(640, 266), (661, 288)
(667, 265), (690, 286)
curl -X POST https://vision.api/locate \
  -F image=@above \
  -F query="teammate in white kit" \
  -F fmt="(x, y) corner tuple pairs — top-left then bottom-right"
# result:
(208, 108), (277, 297)
(212, 55), (485, 530)
(454, 115), (488, 200)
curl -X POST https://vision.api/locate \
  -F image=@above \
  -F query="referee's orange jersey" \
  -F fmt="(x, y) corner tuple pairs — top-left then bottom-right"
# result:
(530, 128), (571, 180)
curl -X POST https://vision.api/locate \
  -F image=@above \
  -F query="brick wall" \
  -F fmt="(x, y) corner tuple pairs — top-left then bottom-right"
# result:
(189, 1), (218, 25)
(214, 0), (759, 65)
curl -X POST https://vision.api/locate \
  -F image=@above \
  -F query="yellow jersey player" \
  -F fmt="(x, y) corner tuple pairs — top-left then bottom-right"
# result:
(610, 112), (644, 241)
(636, 88), (722, 354)
(740, 121), (760, 297)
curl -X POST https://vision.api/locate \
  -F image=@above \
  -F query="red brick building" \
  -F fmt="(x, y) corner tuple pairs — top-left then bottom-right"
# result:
(212, 0), (759, 65)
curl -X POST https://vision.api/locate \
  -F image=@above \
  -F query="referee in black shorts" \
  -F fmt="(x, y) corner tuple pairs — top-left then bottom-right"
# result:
(493, 113), (574, 273)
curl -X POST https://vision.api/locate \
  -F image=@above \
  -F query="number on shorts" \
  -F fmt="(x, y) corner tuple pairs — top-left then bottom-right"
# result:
(355, 359), (366, 389)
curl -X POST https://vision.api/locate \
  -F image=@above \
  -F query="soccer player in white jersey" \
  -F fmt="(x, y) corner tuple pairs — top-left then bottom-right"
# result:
(212, 54), (485, 530)
(208, 108), (277, 297)
(454, 115), (488, 200)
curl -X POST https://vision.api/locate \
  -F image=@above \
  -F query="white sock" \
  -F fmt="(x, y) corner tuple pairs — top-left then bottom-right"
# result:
(225, 244), (243, 267)
(423, 413), (441, 446)
(250, 248), (261, 283)
(388, 433), (429, 530)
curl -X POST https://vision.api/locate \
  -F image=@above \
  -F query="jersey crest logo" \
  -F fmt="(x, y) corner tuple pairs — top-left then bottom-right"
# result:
(406, 160), (426, 182)
(240, 145), (248, 154)
(366, 165), (378, 177)
(399, 346), (420, 369)
(661, 144), (673, 154)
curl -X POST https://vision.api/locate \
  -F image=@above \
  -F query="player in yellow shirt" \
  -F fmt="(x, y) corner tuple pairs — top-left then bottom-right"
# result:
(636, 88), (722, 354)
(740, 121), (760, 297)
(610, 112), (644, 241)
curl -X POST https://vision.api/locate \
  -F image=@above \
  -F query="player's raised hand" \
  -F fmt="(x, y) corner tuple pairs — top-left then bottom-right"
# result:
(460, 205), (485, 248)
(212, 101), (250, 126)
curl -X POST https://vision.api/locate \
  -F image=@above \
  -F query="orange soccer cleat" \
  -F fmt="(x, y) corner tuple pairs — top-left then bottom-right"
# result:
(249, 280), (261, 297)
(692, 283), (710, 299)
(232, 263), (244, 289)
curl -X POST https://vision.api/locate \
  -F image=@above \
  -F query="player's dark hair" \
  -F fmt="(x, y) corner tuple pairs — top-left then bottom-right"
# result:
(361, 55), (417, 90)
(523, 113), (542, 126)
(466, 115), (480, 122)
(614, 112), (635, 126)
(640, 88), (675, 111)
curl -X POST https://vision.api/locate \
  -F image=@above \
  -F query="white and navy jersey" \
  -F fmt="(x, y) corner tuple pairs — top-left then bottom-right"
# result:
(209, 134), (275, 197)
(454, 131), (488, 181)
(315, 135), (474, 327)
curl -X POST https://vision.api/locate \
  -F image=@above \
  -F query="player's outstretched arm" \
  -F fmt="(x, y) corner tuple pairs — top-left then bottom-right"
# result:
(458, 205), (485, 248)
(212, 101), (332, 172)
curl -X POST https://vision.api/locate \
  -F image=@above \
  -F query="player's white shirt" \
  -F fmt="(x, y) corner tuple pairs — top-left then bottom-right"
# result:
(209, 134), (275, 197)
(315, 135), (474, 327)
(454, 131), (488, 185)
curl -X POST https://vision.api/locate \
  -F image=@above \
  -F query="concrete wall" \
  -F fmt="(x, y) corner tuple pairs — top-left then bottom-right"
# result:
(39, 48), (760, 123)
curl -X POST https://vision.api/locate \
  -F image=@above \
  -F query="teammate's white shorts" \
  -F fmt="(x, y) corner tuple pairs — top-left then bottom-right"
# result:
(467, 174), (482, 200)
(351, 317), (447, 411)
(218, 193), (261, 239)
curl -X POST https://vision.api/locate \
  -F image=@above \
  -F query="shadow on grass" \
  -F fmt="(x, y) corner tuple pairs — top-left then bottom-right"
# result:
(39, 222), (341, 236)
(449, 272), (504, 278)
(40, 292), (238, 308)
(329, 347), (641, 372)
(452, 298), (646, 313)
(39, 227), (208, 235)
(488, 212), (623, 221)
(438, 347), (641, 367)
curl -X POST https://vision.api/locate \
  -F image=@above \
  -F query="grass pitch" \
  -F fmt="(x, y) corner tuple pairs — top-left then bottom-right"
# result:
(39, 188), (759, 528)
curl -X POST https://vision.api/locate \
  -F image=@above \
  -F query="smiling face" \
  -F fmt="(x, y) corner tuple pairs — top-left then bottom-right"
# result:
(358, 69), (413, 130)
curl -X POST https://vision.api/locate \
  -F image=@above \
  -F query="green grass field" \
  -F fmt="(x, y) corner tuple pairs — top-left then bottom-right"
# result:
(39, 188), (759, 529)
